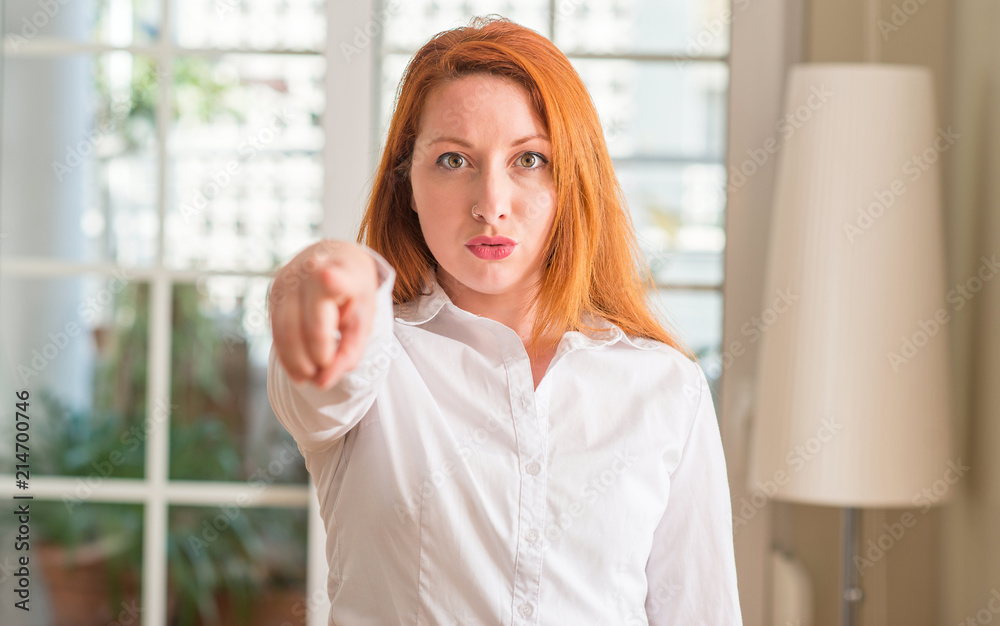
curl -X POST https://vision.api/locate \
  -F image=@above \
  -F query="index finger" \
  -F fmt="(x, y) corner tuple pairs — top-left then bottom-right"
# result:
(312, 292), (374, 389)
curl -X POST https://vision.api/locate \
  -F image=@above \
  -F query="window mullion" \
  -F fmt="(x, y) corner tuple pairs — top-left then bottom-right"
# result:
(324, 0), (378, 242)
(143, 0), (173, 619)
(142, 275), (171, 626)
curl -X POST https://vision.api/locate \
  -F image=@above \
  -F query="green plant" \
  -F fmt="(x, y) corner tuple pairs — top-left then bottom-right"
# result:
(31, 392), (145, 618)
(30, 393), (295, 626)
(17, 38), (307, 623)
(168, 501), (267, 625)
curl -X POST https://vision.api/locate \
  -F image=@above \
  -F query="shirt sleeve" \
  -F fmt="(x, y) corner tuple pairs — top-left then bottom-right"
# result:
(644, 362), (743, 625)
(266, 244), (398, 453)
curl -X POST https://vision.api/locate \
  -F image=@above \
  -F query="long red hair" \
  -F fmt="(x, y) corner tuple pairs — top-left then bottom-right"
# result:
(357, 16), (692, 360)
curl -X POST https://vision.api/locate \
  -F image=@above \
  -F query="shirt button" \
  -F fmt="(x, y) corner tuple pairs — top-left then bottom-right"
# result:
(517, 603), (533, 618)
(524, 528), (539, 542)
(524, 462), (541, 475)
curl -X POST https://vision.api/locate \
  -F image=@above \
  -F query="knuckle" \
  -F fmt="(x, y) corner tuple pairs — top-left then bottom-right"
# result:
(320, 266), (349, 292)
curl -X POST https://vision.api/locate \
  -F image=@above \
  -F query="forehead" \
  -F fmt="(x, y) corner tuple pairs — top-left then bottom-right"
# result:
(416, 74), (546, 138)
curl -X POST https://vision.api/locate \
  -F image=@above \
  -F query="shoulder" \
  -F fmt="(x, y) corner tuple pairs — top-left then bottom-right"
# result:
(616, 331), (699, 370)
(607, 331), (708, 404)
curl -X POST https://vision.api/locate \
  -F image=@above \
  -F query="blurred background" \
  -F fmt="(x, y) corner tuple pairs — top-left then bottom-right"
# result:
(2, 0), (998, 625)
(0, 1), (729, 624)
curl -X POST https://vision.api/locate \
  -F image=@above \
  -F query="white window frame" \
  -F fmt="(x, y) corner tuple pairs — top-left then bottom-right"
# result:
(1, 0), (331, 622)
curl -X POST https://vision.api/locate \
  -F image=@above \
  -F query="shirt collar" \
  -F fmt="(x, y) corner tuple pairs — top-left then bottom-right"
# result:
(393, 273), (653, 351)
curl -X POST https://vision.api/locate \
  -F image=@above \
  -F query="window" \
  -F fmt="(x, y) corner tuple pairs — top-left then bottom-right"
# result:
(0, 1), (729, 624)
(378, 0), (730, 388)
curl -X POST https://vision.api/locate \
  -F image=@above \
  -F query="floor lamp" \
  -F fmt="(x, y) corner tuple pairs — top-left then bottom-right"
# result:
(747, 64), (955, 625)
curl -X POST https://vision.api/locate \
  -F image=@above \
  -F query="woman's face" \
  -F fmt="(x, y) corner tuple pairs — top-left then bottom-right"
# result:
(409, 74), (557, 304)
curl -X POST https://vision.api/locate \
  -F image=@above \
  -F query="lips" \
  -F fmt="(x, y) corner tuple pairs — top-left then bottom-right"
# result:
(466, 235), (516, 246)
(465, 235), (516, 260)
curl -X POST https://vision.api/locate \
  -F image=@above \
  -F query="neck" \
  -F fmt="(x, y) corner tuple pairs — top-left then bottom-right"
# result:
(436, 268), (556, 350)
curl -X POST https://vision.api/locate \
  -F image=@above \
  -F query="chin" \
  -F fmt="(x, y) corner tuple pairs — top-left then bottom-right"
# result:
(448, 269), (526, 296)
(460, 277), (519, 296)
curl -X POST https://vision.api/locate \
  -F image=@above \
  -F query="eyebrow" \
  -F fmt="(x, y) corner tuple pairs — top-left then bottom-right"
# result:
(427, 133), (550, 149)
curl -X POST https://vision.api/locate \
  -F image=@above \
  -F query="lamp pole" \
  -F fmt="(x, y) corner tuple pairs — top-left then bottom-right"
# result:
(841, 507), (864, 626)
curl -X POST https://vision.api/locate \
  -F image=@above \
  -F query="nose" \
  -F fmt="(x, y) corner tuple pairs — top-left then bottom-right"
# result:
(471, 164), (510, 223)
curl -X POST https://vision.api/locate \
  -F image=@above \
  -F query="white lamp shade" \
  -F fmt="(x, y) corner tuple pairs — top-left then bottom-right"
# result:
(748, 64), (955, 507)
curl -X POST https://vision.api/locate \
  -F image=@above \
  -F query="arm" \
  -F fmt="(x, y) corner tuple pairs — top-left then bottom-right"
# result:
(267, 245), (398, 453)
(644, 362), (743, 625)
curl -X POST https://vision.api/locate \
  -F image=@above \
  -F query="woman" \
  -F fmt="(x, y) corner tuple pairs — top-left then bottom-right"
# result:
(267, 16), (742, 625)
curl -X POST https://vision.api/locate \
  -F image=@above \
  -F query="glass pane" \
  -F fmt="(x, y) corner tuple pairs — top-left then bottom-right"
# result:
(649, 287), (723, 385)
(168, 506), (307, 626)
(0, 501), (143, 626)
(555, 0), (731, 56)
(169, 277), (307, 484)
(2, 0), (160, 47)
(618, 162), (726, 287)
(0, 53), (160, 266)
(175, 0), (325, 51)
(571, 58), (728, 160)
(383, 0), (551, 51)
(166, 54), (324, 271)
(0, 275), (149, 478)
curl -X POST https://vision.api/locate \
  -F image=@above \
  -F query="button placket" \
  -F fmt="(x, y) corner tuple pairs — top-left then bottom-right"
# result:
(495, 333), (547, 626)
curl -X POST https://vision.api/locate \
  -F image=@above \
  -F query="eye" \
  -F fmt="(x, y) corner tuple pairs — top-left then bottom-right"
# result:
(437, 153), (466, 169)
(517, 152), (548, 169)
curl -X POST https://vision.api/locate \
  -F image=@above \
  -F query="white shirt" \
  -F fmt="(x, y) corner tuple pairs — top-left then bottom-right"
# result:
(267, 246), (743, 626)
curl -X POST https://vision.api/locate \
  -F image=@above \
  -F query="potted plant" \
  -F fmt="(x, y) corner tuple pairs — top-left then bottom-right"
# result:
(28, 392), (304, 626)
(30, 392), (144, 626)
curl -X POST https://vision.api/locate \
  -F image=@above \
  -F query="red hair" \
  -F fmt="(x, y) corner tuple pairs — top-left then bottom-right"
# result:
(357, 16), (693, 360)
